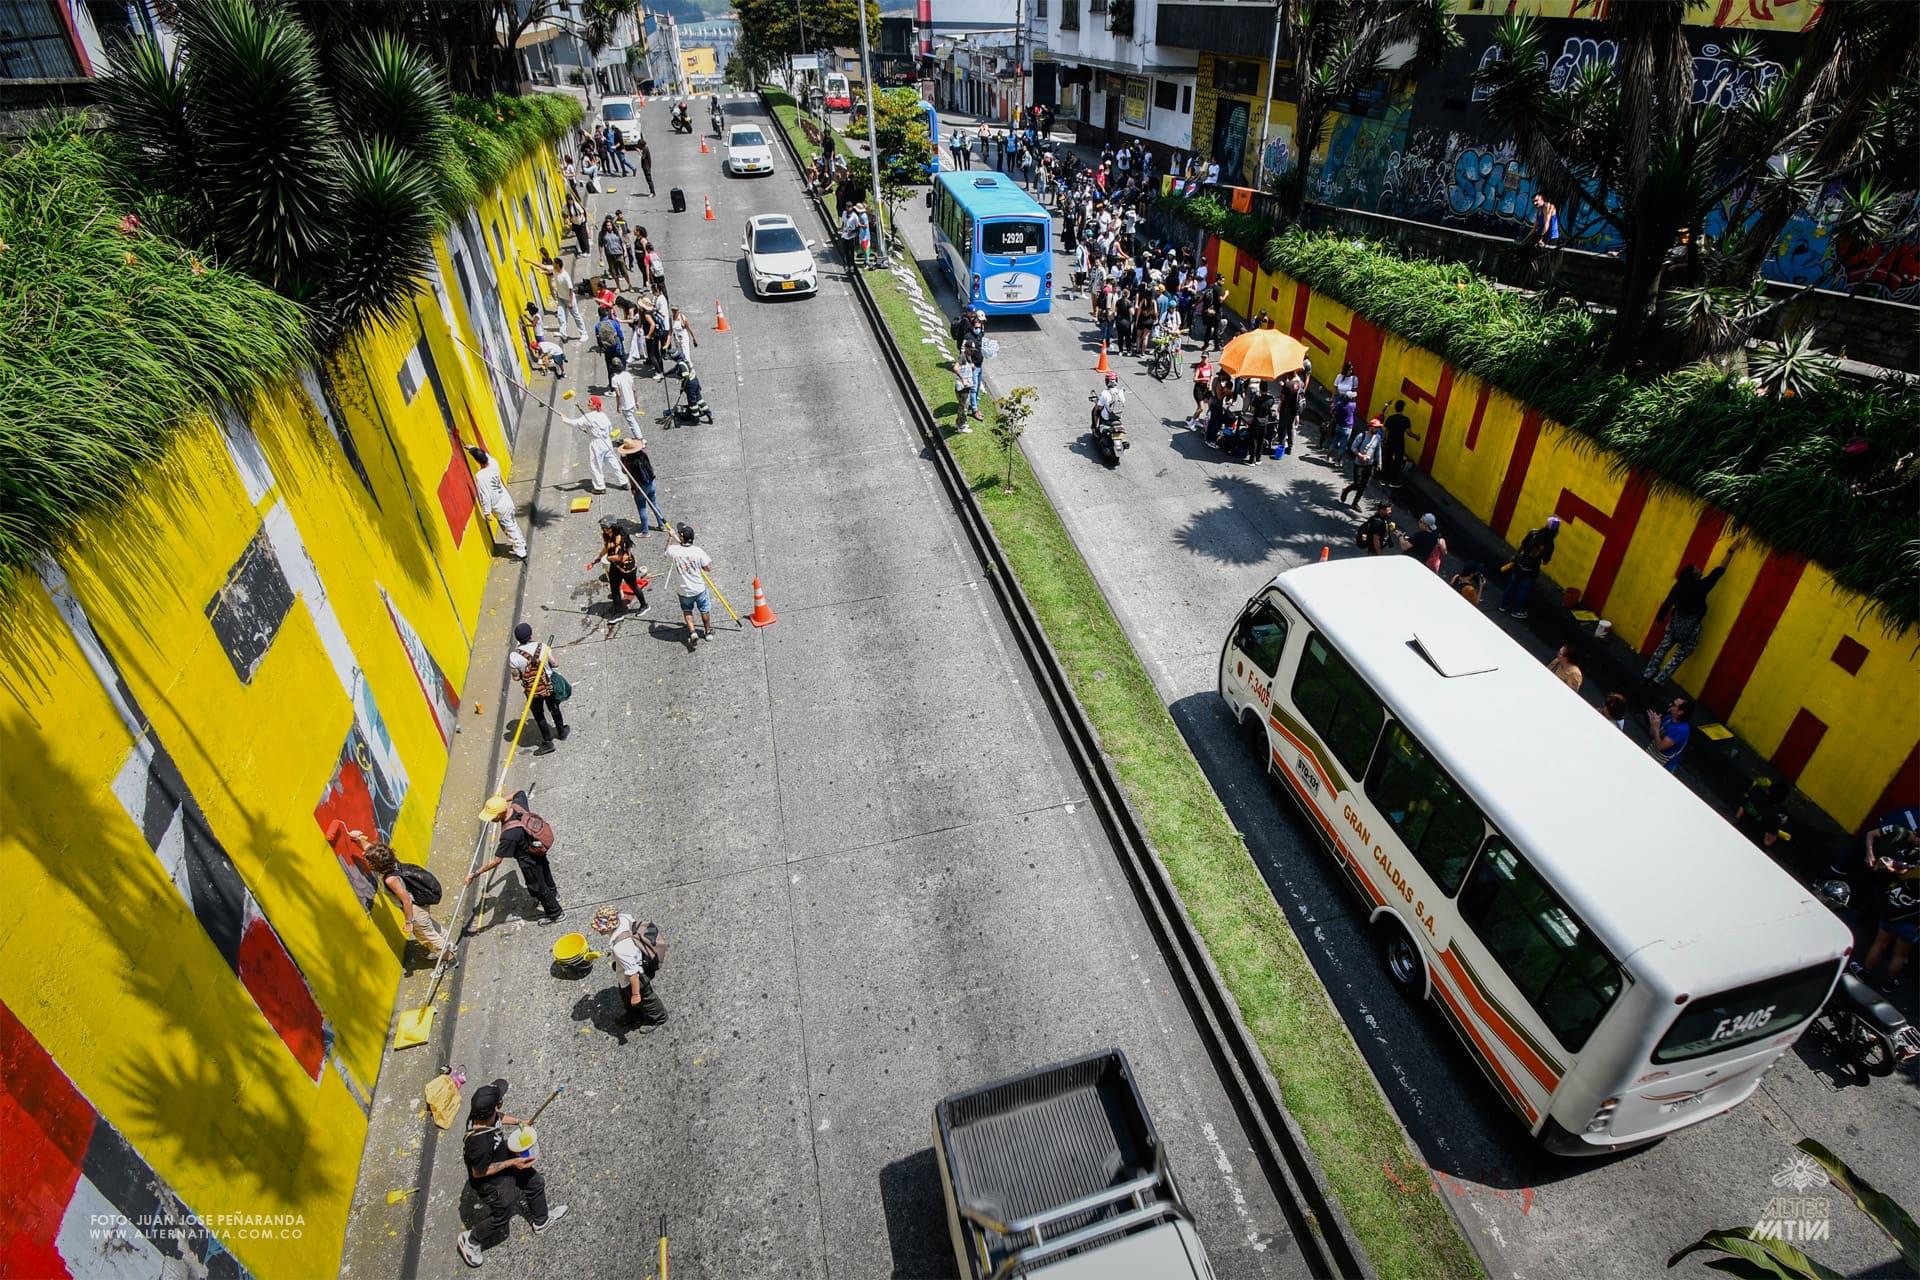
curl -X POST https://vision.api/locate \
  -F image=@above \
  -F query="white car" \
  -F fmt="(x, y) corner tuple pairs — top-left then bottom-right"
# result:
(600, 95), (638, 145)
(742, 215), (819, 297)
(726, 124), (775, 176)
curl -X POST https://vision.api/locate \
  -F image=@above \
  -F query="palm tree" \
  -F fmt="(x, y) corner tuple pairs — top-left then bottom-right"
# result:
(101, 0), (447, 349)
(1475, 3), (1918, 366)
(1271, 0), (1460, 217)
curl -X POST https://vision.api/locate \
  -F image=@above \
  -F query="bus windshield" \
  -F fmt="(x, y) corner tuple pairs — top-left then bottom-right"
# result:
(981, 220), (1045, 256)
(1652, 961), (1837, 1063)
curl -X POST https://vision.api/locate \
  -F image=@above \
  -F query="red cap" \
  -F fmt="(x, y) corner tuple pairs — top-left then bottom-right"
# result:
(589, 395), (604, 409)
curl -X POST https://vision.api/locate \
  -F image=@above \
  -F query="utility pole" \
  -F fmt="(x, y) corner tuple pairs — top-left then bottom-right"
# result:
(857, 0), (886, 257)
(1253, 5), (1282, 189)
(1014, 0), (1025, 127)
(794, 0), (815, 127)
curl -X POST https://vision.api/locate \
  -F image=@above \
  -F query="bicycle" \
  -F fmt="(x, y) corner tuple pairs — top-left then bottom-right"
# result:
(1148, 332), (1183, 381)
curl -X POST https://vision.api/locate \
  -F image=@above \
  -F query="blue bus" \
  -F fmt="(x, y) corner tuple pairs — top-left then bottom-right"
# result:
(930, 171), (1052, 316)
(922, 99), (940, 174)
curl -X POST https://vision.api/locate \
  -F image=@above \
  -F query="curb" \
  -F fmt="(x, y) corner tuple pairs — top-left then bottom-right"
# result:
(762, 88), (1373, 1280)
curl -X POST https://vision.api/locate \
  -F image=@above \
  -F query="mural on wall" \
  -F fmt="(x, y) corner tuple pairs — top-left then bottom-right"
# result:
(1470, 37), (1785, 105)
(39, 559), (332, 1083)
(1212, 99), (1250, 189)
(1, 998), (252, 1279)
(382, 586), (460, 748)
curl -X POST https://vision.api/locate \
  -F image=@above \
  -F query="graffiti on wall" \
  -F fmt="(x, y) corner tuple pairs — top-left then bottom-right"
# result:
(1470, 38), (1784, 105)
(382, 586), (461, 747)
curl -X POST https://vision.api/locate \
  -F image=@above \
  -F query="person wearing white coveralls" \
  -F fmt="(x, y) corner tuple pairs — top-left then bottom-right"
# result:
(467, 446), (527, 559)
(564, 396), (628, 493)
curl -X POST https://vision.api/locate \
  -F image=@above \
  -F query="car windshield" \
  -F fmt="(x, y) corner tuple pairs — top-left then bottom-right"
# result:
(981, 219), (1045, 256)
(603, 103), (635, 121)
(732, 130), (766, 147)
(754, 227), (807, 255)
(1652, 961), (1838, 1063)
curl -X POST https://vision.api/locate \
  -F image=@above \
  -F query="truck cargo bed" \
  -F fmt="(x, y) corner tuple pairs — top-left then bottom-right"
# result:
(936, 1050), (1192, 1277)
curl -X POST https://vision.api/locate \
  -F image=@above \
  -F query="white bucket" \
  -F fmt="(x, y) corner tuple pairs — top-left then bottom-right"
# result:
(506, 1125), (539, 1162)
(1594, 619), (1613, 639)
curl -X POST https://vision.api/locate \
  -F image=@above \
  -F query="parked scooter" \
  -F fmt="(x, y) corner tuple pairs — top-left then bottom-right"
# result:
(1089, 374), (1128, 466)
(1808, 879), (1920, 1077)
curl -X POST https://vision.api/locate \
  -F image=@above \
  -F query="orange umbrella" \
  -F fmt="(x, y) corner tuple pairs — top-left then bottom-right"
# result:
(1219, 329), (1309, 381)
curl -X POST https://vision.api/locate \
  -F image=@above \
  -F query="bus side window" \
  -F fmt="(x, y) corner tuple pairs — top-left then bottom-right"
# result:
(1291, 632), (1385, 778)
(1458, 842), (1623, 1051)
(1365, 723), (1482, 894)
(1234, 602), (1288, 677)
(963, 215), (974, 250)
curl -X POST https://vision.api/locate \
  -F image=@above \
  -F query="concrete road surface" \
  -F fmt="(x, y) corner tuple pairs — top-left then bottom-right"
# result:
(343, 96), (1320, 1280)
(894, 153), (1920, 1280)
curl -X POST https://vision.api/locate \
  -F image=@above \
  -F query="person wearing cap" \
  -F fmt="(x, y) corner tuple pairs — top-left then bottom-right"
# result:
(608, 360), (641, 440)
(1407, 512), (1447, 573)
(467, 447), (526, 560)
(664, 523), (714, 649)
(562, 395), (627, 495)
(617, 437), (659, 532)
(592, 907), (669, 1030)
(507, 623), (568, 754)
(458, 1078), (568, 1267)
(1340, 416), (1384, 506)
(590, 515), (649, 615)
(1500, 516), (1561, 620)
(467, 788), (563, 921)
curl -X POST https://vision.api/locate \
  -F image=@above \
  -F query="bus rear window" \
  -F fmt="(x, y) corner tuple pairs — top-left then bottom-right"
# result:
(981, 220), (1045, 256)
(1652, 962), (1838, 1063)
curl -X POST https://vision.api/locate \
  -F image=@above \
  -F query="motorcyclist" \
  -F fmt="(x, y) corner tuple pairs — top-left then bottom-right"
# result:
(670, 100), (690, 132)
(709, 94), (723, 130)
(1090, 370), (1126, 436)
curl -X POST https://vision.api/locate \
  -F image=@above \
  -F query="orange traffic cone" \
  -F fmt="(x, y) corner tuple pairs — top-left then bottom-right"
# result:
(1319, 545), (1330, 562)
(703, 195), (715, 221)
(1094, 342), (1111, 374)
(699, 136), (710, 154)
(748, 578), (778, 627)
(714, 301), (730, 332)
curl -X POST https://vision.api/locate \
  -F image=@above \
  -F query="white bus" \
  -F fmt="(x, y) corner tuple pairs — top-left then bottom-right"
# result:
(1218, 557), (1850, 1154)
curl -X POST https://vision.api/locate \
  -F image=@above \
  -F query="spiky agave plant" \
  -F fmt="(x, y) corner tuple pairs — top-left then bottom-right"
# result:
(100, 0), (453, 349)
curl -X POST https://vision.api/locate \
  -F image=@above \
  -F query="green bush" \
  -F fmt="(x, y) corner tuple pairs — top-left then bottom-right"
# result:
(1161, 195), (1919, 631)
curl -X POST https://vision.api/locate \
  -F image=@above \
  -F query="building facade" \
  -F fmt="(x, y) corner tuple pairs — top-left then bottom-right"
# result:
(1038, 0), (1195, 160)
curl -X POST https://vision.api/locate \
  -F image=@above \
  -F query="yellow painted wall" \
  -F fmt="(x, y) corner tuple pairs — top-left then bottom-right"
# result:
(0, 148), (568, 1277)
(1208, 233), (1919, 830)
(683, 46), (718, 78)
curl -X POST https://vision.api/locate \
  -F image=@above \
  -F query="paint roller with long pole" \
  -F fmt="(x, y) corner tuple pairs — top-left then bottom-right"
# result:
(633, 484), (742, 628)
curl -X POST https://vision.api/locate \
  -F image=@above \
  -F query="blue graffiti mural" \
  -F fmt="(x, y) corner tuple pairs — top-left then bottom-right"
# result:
(1471, 38), (1783, 104)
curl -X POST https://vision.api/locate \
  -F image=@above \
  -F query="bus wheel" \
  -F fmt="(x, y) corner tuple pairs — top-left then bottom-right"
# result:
(1376, 920), (1425, 997)
(1238, 710), (1269, 769)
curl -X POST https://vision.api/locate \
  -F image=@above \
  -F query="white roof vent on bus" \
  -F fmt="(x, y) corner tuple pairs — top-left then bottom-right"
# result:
(1408, 623), (1498, 678)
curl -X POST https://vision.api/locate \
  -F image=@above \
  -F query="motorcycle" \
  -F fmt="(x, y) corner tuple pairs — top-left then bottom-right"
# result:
(1807, 879), (1920, 1077)
(1089, 389), (1128, 465)
(710, 109), (725, 136)
(669, 108), (692, 135)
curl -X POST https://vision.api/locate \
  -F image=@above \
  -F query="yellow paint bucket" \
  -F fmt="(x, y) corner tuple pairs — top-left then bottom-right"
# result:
(552, 932), (599, 975)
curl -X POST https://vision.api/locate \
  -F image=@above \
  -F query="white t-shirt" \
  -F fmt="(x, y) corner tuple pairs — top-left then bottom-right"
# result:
(610, 369), (637, 412)
(475, 460), (511, 515)
(607, 913), (648, 977)
(665, 542), (711, 596)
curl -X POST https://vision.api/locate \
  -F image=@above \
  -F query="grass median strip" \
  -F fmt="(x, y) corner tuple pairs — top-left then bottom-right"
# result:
(858, 251), (1484, 1280)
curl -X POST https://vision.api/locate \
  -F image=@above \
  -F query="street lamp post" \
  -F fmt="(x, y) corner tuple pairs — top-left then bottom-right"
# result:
(1253, 5), (1282, 189)
(856, 0), (886, 259)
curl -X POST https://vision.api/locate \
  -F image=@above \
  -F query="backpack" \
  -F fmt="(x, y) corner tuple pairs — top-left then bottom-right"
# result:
(595, 317), (621, 353)
(613, 921), (667, 978)
(503, 803), (556, 856)
(397, 862), (443, 907)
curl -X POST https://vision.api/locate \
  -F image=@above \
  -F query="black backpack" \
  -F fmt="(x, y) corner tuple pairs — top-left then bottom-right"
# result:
(397, 862), (443, 906)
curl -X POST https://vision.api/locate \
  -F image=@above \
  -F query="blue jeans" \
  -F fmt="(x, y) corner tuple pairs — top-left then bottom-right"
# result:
(630, 481), (659, 530)
(1501, 567), (1538, 614)
(678, 589), (711, 616)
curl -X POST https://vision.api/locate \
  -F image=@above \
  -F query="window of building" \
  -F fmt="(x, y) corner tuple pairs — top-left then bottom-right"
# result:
(1152, 79), (1178, 112)
(0, 0), (83, 77)
(1213, 58), (1259, 96)
(1181, 84), (1193, 114)
(1060, 0), (1079, 29)
(1459, 843), (1624, 1051)
(1291, 632), (1384, 777)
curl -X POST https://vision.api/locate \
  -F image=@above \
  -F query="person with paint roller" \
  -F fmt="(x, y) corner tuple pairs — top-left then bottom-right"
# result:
(665, 523), (715, 649)
(466, 447), (527, 560)
(457, 1078), (568, 1267)
(470, 786), (564, 920)
(507, 623), (569, 755)
(562, 395), (628, 495)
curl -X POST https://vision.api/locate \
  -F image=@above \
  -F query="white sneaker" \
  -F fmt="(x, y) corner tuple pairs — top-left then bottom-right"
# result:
(533, 1205), (569, 1233)
(457, 1230), (483, 1266)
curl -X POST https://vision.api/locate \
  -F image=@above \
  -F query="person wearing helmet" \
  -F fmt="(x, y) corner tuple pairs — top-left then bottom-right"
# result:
(562, 394), (628, 495)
